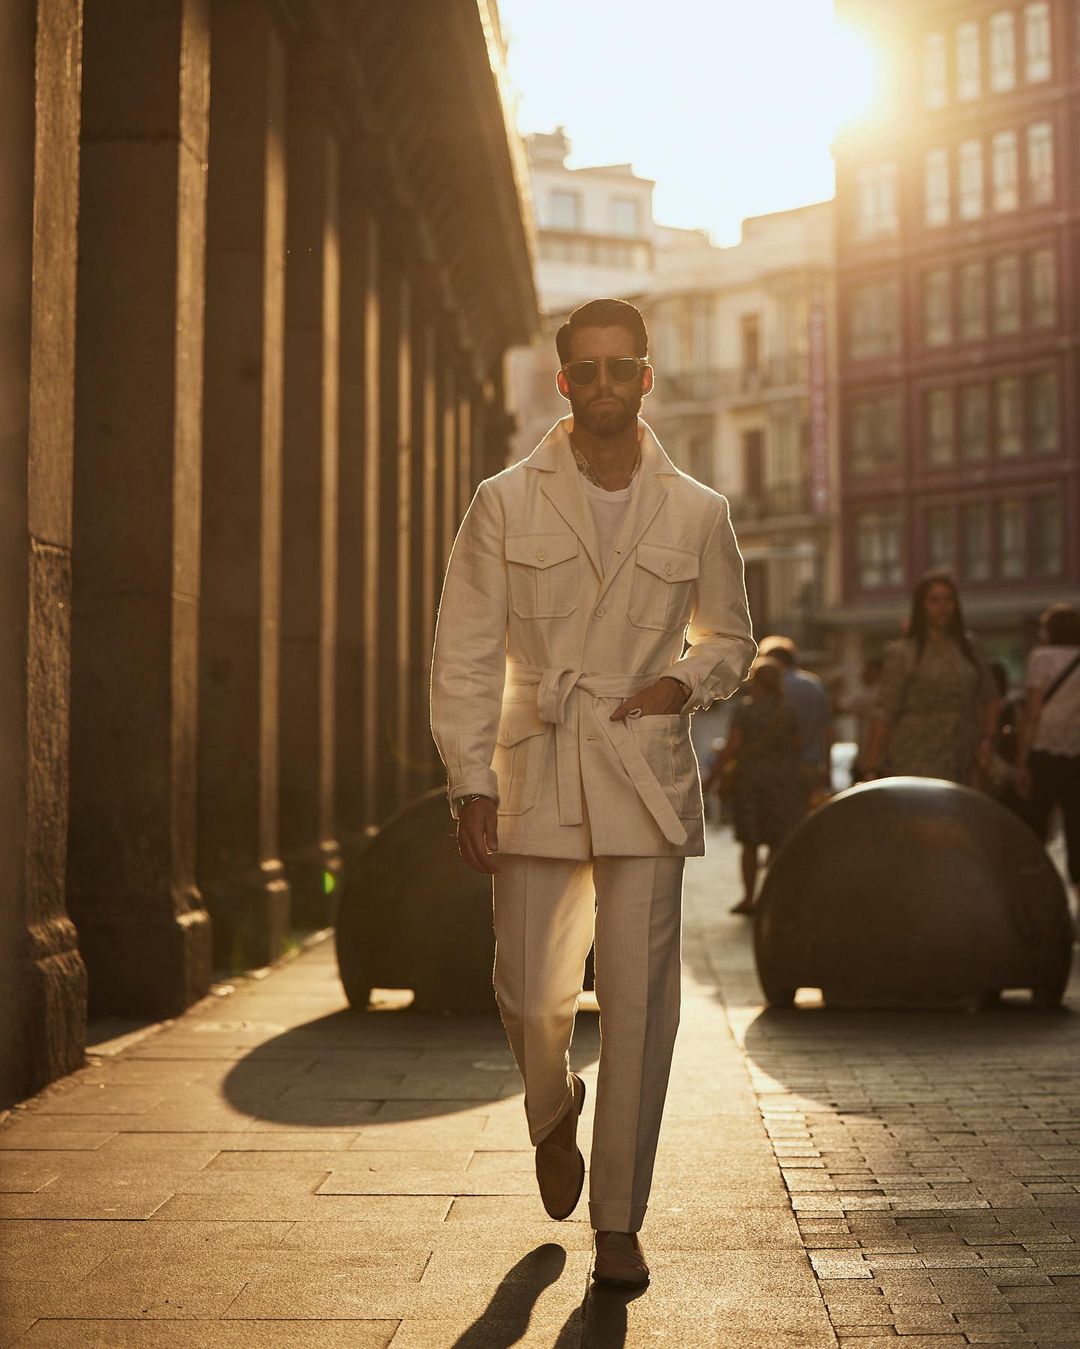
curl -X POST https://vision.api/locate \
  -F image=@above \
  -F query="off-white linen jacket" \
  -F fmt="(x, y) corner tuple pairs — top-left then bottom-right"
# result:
(430, 416), (756, 859)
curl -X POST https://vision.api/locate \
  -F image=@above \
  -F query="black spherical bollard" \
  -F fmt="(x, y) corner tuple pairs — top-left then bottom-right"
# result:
(753, 777), (1073, 1010)
(335, 789), (496, 1012)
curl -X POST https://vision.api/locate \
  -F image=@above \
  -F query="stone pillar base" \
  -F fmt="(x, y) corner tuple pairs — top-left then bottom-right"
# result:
(79, 907), (213, 1019)
(203, 862), (291, 973)
(0, 932), (87, 1106)
(286, 839), (343, 932)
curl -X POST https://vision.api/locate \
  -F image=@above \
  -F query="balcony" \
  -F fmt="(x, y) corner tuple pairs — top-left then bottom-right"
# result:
(728, 481), (814, 522)
(654, 355), (807, 404)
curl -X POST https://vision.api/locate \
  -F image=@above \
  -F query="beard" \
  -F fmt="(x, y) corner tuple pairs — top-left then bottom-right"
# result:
(568, 385), (643, 438)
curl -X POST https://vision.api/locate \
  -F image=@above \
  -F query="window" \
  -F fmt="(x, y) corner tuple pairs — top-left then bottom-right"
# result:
(855, 510), (904, 588)
(999, 499), (1027, 577)
(925, 149), (951, 225)
(991, 255), (1021, 334)
(1027, 122), (1055, 203)
(926, 388), (955, 464)
(854, 163), (899, 240)
(1024, 1), (1052, 81)
(924, 31), (949, 108)
(927, 507), (957, 570)
(960, 384), (990, 460)
(740, 314), (761, 374)
(611, 197), (640, 236)
(924, 268), (953, 347)
(549, 190), (581, 229)
(959, 262), (987, 339)
(1030, 370), (1060, 452)
(849, 395), (901, 474)
(958, 139), (984, 218)
(957, 21), (982, 99)
(1029, 248), (1056, 327)
(849, 279), (900, 359)
(992, 130), (1019, 210)
(688, 430), (712, 485)
(995, 377), (1023, 456)
(1031, 495), (1063, 575)
(962, 501), (992, 579)
(990, 11), (1018, 90)
(742, 428), (764, 497)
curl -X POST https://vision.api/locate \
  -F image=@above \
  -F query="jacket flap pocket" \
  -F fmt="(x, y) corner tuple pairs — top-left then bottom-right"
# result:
(635, 543), (699, 584)
(496, 701), (549, 747)
(504, 533), (579, 570)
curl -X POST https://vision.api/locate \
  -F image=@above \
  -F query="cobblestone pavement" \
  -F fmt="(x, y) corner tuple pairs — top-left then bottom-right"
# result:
(1, 828), (1077, 1347)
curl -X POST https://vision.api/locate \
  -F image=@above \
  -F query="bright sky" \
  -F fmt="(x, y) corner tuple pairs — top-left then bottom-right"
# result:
(499, 0), (880, 245)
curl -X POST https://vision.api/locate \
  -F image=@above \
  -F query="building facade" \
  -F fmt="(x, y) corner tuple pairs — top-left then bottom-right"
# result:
(643, 203), (839, 651)
(833, 0), (1080, 670)
(506, 128), (710, 461)
(0, 0), (536, 1106)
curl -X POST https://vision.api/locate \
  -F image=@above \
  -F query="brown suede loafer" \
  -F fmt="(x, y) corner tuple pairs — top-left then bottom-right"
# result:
(593, 1230), (650, 1288)
(535, 1073), (586, 1220)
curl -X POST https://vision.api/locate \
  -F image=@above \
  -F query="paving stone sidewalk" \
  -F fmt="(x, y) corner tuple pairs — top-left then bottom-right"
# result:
(1, 829), (1078, 1348)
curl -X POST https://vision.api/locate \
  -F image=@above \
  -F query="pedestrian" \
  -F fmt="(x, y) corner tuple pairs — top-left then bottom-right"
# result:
(757, 634), (833, 806)
(979, 660), (1026, 808)
(430, 297), (756, 1289)
(704, 655), (803, 914)
(1015, 603), (1080, 923)
(861, 571), (998, 783)
(843, 654), (884, 784)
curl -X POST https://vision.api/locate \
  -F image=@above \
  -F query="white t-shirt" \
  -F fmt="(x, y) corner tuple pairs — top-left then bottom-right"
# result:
(1025, 644), (1080, 757)
(583, 476), (635, 575)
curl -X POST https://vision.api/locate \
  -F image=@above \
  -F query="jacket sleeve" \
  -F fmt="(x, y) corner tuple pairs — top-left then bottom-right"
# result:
(430, 479), (507, 815)
(659, 495), (756, 711)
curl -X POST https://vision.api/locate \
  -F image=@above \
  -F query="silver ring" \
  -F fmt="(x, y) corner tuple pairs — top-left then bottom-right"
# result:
(626, 707), (643, 719)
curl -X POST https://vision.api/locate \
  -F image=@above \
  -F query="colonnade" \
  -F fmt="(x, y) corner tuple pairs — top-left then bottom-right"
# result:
(1, 0), (536, 1104)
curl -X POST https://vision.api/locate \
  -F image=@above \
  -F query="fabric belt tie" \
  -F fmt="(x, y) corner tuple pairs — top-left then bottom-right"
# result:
(507, 664), (688, 847)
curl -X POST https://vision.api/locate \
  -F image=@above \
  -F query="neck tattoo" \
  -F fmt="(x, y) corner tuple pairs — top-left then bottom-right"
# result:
(569, 435), (641, 490)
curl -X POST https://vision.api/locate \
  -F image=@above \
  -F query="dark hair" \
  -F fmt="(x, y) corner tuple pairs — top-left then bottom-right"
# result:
(555, 298), (648, 364)
(1040, 602), (1080, 647)
(908, 570), (976, 664)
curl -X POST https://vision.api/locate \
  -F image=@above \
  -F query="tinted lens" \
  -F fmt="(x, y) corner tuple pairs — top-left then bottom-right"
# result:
(564, 361), (598, 386)
(608, 357), (642, 382)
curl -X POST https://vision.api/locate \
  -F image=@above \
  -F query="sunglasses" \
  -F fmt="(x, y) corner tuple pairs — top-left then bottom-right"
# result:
(560, 357), (650, 387)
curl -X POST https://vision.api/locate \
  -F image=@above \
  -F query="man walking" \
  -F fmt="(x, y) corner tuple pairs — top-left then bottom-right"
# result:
(758, 635), (833, 805)
(430, 298), (755, 1287)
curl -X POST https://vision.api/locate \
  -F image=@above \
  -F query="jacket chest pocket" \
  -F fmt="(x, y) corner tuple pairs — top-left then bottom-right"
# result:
(505, 533), (580, 620)
(493, 702), (549, 815)
(628, 543), (699, 631)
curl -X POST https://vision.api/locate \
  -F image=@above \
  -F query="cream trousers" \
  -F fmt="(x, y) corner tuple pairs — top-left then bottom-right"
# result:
(492, 853), (684, 1234)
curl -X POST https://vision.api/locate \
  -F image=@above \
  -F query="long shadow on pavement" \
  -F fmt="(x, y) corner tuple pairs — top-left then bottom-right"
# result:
(741, 1000), (1078, 1108)
(449, 1242), (645, 1349)
(220, 1007), (600, 1127)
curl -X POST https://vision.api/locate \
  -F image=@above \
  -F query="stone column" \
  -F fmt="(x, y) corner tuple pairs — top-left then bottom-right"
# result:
(68, 0), (213, 1015)
(197, 0), (289, 971)
(359, 214), (382, 833)
(408, 293), (438, 798)
(335, 159), (376, 858)
(370, 242), (407, 823)
(392, 263), (414, 808)
(438, 351), (458, 576)
(279, 44), (343, 926)
(0, 0), (87, 1104)
(456, 373), (475, 520)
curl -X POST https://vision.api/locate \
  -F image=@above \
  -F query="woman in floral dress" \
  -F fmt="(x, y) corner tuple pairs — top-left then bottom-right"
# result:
(863, 572), (998, 783)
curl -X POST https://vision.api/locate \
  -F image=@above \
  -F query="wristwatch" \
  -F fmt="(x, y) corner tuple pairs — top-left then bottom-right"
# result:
(455, 793), (488, 812)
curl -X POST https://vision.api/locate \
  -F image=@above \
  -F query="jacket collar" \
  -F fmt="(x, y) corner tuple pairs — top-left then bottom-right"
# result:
(526, 417), (679, 593)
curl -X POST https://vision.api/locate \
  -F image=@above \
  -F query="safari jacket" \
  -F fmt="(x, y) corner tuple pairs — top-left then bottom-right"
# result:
(430, 416), (756, 858)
